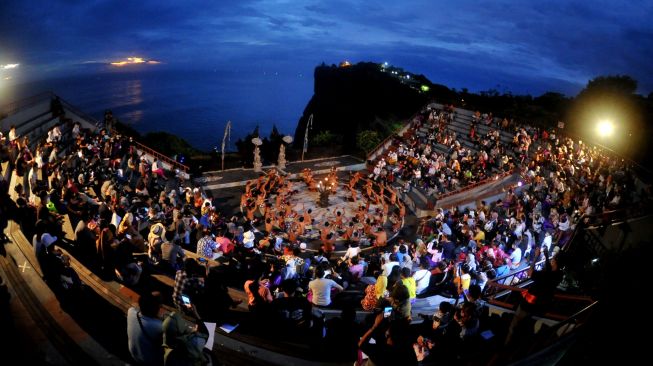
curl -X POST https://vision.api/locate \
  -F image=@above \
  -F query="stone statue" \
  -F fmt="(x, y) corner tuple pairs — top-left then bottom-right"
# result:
(253, 146), (262, 172)
(277, 144), (286, 170)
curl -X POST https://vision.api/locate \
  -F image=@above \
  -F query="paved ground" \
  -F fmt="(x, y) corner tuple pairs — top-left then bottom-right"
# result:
(198, 155), (365, 190)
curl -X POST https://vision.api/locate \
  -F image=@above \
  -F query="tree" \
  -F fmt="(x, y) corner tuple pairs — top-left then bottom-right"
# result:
(577, 75), (637, 98)
(568, 75), (644, 159)
(356, 130), (381, 153)
(313, 130), (337, 145)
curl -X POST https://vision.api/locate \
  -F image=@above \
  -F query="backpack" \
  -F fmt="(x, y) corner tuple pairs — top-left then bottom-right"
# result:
(163, 312), (211, 366)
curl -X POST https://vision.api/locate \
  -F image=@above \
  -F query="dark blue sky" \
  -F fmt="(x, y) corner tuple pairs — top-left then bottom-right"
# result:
(1, 0), (652, 96)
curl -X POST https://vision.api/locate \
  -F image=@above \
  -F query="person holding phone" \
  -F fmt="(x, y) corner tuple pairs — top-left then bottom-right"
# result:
(358, 313), (417, 366)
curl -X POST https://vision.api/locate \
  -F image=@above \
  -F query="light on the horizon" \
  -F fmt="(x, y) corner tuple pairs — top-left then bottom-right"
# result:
(1, 63), (19, 70)
(110, 57), (160, 67)
(596, 119), (615, 137)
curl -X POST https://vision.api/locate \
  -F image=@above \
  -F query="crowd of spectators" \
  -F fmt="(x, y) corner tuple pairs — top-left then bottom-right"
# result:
(1, 100), (650, 365)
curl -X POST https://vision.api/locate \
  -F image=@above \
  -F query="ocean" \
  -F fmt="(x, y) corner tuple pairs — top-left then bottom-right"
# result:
(4, 69), (313, 151)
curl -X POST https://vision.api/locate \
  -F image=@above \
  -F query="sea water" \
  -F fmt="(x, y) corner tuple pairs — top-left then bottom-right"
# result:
(5, 69), (312, 151)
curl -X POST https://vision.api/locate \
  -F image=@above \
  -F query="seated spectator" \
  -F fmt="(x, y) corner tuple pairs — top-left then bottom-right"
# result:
(161, 231), (185, 272)
(361, 274), (388, 311)
(413, 258), (431, 296)
(244, 276), (273, 311)
(162, 311), (210, 365)
(147, 223), (166, 264)
(196, 229), (221, 260)
(308, 267), (343, 307)
(173, 258), (206, 310)
(127, 291), (163, 366)
(114, 237), (142, 286)
(358, 315), (417, 366)
(400, 267), (416, 301)
(389, 283), (411, 320)
(272, 279), (312, 334)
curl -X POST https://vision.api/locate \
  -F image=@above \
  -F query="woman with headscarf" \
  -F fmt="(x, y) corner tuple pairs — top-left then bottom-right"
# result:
(361, 274), (389, 311)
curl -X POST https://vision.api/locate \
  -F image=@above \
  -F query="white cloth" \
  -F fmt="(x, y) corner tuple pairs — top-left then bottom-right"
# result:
(308, 278), (343, 306)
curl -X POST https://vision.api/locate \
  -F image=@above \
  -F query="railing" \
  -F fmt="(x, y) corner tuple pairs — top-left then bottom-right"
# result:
(521, 300), (598, 358)
(366, 105), (436, 161)
(435, 169), (515, 203)
(110, 128), (190, 173)
(0, 91), (54, 117)
(58, 97), (104, 129)
(483, 259), (545, 302)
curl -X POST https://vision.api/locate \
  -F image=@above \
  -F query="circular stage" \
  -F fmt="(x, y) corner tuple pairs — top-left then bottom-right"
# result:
(246, 171), (404, 254)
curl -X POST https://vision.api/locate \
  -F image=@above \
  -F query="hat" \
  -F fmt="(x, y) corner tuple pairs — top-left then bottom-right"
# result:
(243, 231), (255, 247)
(299, 242), (307, 250)
(41, 233), (58, 247)
(150, 223), (164, 236)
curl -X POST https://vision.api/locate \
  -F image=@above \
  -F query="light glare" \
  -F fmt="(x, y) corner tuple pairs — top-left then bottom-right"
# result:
(596, 120), (614, 137)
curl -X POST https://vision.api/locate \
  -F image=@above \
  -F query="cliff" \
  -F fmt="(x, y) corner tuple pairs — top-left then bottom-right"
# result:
(293, 62), (454, 152)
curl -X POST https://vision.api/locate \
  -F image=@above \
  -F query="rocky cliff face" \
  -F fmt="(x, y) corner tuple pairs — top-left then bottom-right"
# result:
(293, 62), (448, 152)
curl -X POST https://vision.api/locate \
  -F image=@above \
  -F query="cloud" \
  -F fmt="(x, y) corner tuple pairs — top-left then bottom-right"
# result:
(0, 0), (651, 94)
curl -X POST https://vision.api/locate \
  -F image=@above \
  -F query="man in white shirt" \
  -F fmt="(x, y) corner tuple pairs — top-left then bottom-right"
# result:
(542, 232), (553, 253)
(413, 259), (431, 295)
(308, 268), (343, 307)
(509, 243), (522, 269)
(382, 253), (400, 276)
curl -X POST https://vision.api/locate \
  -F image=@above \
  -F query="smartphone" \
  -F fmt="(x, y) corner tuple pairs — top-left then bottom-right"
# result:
(181, 295), (191, 307)
(383, 306), (392, 318)
(125, 234), (132, 240)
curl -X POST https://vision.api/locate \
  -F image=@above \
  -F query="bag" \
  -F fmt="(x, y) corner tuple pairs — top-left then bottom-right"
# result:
(163, 312), (210, 366)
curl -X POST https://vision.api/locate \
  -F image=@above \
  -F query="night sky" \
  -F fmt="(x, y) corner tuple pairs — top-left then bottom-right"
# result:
(1, 0), (653, 96)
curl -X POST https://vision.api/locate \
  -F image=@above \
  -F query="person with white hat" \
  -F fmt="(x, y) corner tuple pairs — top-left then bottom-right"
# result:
(148, 223), (166, 263)
(242, 230), (255, 249)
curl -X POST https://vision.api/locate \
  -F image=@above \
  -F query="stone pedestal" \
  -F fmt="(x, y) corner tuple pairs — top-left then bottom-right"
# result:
(253, 146), (262, 172)
(277, 144), (286, 170)
(318, 190), (330, 207)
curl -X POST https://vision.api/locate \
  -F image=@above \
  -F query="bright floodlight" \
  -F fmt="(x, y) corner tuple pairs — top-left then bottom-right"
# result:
(596, 120), (614, 137)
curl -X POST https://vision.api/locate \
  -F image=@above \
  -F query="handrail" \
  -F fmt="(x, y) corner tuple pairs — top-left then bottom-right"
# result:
(58, 97), (103, 129)
(0, 91), (55, 118)
(483, 259), (546, 298)
(111, 128), (190, 172)
(366, 107), (426, 161)
(436, 169), (515, 202)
